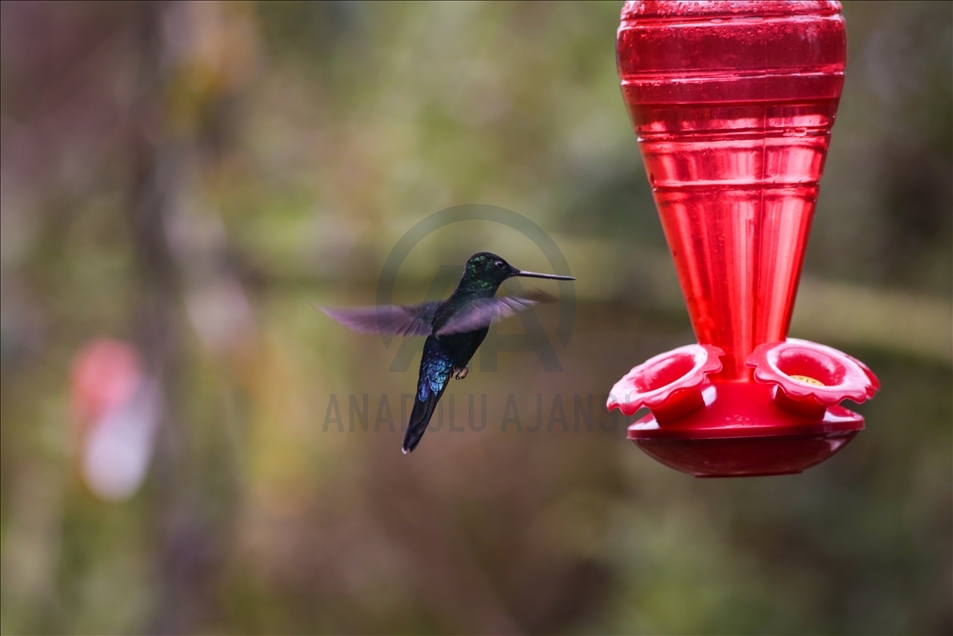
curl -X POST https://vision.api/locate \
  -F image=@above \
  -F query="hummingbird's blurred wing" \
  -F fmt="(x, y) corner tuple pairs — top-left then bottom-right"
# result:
(434, 293), (555, 336)
(320, 302), (440, 336)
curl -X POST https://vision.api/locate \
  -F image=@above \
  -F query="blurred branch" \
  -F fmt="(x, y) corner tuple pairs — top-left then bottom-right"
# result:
(126, 4), (206, 635)
(791, 278), (951, 364)
(262, 235), (953, 365)
(556, 239), (953, 364)
(125, 2), (257, 632)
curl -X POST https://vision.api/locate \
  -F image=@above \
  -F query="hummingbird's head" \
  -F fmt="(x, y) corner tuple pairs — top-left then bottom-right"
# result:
(463, 252), (574, 286)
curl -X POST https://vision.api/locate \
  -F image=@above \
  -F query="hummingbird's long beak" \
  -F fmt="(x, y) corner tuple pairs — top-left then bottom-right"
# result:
(515, 269), (575, 281)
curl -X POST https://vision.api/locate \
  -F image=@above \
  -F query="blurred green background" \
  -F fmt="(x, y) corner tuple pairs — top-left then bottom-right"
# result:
(1, 2), (950, 634)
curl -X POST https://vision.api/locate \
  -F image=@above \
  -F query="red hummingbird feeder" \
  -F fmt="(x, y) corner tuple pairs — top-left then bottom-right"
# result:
(608, 1), (879, 477)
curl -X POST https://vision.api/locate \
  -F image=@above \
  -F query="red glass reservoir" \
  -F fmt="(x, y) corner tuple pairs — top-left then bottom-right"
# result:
(610, 1), (878, 477)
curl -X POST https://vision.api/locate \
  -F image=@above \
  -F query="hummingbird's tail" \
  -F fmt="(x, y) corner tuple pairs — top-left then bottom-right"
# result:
(403, 389), (445, 453)
(403, 338), (453, 453)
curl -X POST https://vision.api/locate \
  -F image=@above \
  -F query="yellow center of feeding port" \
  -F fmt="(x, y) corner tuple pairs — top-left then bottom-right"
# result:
(790, 374), (825, 387)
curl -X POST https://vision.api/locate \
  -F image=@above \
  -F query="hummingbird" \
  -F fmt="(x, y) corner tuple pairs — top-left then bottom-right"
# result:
(322, 252), (574, 453)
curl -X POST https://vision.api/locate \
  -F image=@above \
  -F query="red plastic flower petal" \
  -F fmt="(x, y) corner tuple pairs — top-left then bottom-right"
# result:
(607, 344), (723, 421)
(747, 338), (879, 409)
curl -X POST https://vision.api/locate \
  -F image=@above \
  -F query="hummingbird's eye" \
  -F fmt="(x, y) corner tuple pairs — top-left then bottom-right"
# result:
(495, 261), (505, 268)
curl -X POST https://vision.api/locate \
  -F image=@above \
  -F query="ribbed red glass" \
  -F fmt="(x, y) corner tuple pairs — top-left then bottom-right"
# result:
(618, 1), (846, 380)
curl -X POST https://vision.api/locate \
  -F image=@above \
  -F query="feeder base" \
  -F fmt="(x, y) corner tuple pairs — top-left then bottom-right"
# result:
(633, 430), (859, 477)
(627, 382), (864, 477)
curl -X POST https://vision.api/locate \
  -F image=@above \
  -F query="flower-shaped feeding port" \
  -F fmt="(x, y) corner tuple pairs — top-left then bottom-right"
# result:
(607, 344), (723, 423)
(609, 0), (880, 477)
(748, 339), (880, 418)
